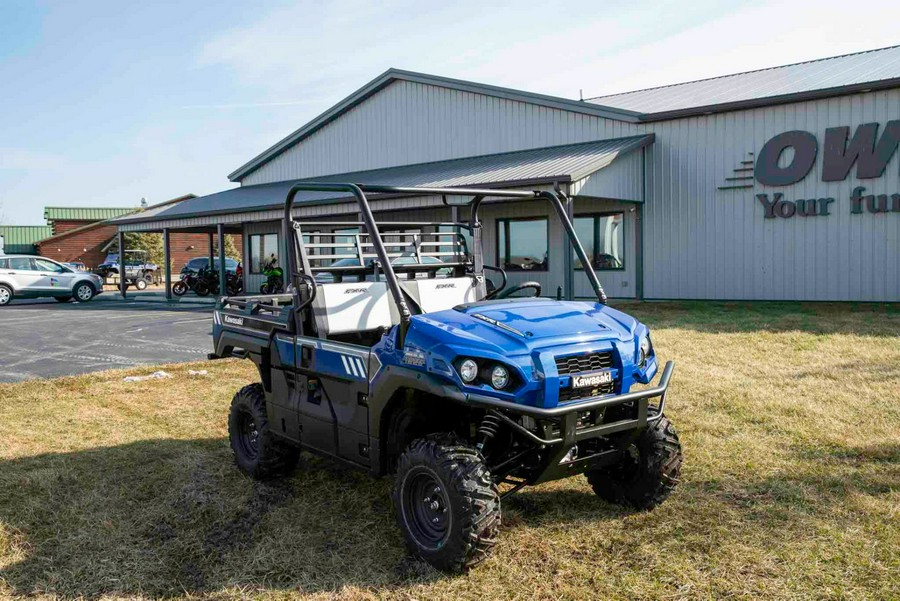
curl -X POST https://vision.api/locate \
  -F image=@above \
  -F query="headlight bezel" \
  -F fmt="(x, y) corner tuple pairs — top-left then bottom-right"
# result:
(490, 365), (509, 389)
(454, 357), (518, 391)
(638, 334), (653, 368)
(458, 358), (479, 383)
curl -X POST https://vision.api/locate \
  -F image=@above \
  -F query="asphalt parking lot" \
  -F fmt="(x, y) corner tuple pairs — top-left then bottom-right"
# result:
(0, 299), (214, 382)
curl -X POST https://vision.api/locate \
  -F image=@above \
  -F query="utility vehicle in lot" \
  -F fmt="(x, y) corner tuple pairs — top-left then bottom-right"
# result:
(212, 183), (682, 571)
(96, 250), (158, 290)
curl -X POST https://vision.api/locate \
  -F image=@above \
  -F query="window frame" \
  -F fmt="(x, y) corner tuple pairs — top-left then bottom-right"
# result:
(496, 216), (550, 273)
(249, 233), (279, 275)
(573, 212), (626, 272)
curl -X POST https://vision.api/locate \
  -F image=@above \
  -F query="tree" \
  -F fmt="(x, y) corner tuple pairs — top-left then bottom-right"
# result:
(220, 234), (241, 262)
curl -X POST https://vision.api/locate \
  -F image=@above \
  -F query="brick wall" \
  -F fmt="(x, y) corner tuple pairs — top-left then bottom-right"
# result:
(37, 223), (119, 268)
(50, 219), (96, 235)
(37, 226), (243, 273)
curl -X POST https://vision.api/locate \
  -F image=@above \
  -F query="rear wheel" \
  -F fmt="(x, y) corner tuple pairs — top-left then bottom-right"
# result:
(228, 383), (299, 479)
(585, 416), (682, 510)
(74, 282), (95, 303)
(134, 278), (148, 291)
(0, 285), (12, 306)
(195, 283), (210, 296)
(392, 434), (501, 572)
(55, 296), (73, 303)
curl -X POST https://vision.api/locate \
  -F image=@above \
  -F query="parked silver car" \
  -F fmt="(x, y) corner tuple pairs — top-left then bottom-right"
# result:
(0, 255), (105, 306)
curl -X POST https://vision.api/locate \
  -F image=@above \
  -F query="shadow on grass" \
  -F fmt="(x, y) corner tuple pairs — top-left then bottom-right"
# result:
(622, 301), (900, 337)
(2, 437), (896, 599)
(0, 438), (446, 599)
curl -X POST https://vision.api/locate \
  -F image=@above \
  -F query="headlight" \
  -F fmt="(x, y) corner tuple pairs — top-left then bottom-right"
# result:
(490, 365), (509, 389)
(459, 359), (478, 383)
(639, 335), (652, 368)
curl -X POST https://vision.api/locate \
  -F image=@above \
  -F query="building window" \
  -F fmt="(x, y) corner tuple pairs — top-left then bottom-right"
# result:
(497, 217), (549, 272)
(249, 233), (278, 274)
(574, 213), (625, 270)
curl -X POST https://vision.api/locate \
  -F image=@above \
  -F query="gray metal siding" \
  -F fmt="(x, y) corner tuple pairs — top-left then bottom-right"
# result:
(571, 151), (643, 202)
(242, 80), (642, 186)
(642, 87), (900, 301)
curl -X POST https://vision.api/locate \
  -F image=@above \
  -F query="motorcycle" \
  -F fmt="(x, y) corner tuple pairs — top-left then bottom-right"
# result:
(259, 257), (284, 294)
(174, 267), (243, 297)
(172, 271), (200, 296)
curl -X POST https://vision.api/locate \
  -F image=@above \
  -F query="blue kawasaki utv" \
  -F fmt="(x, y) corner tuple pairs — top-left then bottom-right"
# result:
(212, 183), (682, 572)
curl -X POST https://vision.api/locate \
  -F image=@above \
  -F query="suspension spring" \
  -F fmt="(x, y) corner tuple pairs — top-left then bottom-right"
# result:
(476, 413), (502, 452)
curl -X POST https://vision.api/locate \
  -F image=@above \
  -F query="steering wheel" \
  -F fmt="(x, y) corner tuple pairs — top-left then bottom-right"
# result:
(496, 281), (542, 299)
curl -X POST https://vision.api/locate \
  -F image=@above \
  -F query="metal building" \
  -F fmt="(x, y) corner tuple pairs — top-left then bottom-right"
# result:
(115, 45), (900, 301)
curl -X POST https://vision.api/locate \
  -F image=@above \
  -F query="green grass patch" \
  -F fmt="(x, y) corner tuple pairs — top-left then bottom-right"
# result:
(0, 302), (898, 600)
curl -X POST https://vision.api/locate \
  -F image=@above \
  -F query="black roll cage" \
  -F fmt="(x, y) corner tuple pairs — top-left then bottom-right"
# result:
(283, 183), (608, 346)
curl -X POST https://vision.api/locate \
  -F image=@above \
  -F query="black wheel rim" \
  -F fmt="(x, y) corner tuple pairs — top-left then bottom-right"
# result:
(235, 409), (259, 461)
(612, 443), (642, 483)
(402, 469), (451, 548)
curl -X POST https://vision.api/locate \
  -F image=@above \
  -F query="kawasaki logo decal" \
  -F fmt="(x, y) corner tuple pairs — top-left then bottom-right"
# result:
(571, 370), (613, 388)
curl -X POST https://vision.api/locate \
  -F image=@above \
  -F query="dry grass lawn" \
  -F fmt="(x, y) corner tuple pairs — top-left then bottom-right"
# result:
(0, 302), (898, 600)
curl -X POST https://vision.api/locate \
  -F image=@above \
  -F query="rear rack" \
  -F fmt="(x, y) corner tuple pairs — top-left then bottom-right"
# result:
(293, 222), (471, 280)
(219, 293), (294, 319)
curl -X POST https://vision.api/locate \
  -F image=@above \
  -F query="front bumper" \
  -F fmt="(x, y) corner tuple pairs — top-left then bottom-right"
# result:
(466, 361), (675, 483)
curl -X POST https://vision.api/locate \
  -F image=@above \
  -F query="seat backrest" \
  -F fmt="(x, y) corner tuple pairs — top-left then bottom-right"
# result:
(312, 281), (397, 336)
(403, 277), (479, 314)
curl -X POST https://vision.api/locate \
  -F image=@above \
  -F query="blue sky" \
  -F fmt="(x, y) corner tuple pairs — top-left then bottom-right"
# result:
(1, 0), (897, 224)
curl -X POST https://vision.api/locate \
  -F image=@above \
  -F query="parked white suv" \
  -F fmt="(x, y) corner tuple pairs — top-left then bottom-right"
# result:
(0, 255), (105, 306)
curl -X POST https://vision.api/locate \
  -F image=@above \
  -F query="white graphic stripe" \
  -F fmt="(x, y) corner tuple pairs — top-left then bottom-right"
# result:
(340, 355), (352, 375)
(346, 355), (359, 377)
(355, 357), (367, 377)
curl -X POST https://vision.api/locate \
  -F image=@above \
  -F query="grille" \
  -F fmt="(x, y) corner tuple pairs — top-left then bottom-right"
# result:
(555, 351), (614, 375)
(558, 380), (615, 403)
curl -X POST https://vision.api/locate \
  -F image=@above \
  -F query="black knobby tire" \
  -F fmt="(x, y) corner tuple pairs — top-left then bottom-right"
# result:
(55, 296), (73, 303)
(228, 383), (299, 480)
(0, 284), (13, 306)
(586, 416), (682, 510)
(392, 434), (501, 572)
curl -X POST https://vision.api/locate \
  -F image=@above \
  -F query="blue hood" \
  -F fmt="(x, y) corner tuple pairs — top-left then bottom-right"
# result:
(409, 299), (638, 356)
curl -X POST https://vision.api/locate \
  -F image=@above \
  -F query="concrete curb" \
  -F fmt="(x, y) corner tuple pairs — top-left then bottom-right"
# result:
(94, 291), (216, 305)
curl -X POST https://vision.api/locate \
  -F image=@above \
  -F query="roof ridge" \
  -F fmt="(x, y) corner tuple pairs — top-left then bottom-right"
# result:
(585, 44), (900, 101)
(43, 206), (136, 210)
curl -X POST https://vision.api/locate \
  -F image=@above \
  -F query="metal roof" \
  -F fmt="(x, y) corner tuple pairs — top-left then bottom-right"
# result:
(0, 225), (54, 254)
(43, 206), (136, 223)
(228, 68), (643, 182)
(117, 135), (653, 226)
(586, 45), (900, 118)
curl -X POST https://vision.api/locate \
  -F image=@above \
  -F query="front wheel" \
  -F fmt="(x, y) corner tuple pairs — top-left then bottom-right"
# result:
(585, 416), (682, 510)
(392, 434), (501, 572)
(0, 284), (13, 306)
(228, 383), (299, 479)
(134, 278), (148, 291)
(74, 282), (95, 303)
(172, 281), (188, 296)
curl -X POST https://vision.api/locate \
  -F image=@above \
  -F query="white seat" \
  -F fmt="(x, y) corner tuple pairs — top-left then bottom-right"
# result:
(312, 281), (397, 335)
(403, 277), (479, 314)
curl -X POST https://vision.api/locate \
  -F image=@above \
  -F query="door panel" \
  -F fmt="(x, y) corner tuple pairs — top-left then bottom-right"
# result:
(5, 258), (42, 292)
(33, 258), (75, 292)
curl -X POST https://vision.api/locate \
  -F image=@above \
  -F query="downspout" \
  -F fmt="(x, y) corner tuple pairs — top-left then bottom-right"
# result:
(636, 146), (646, 300)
